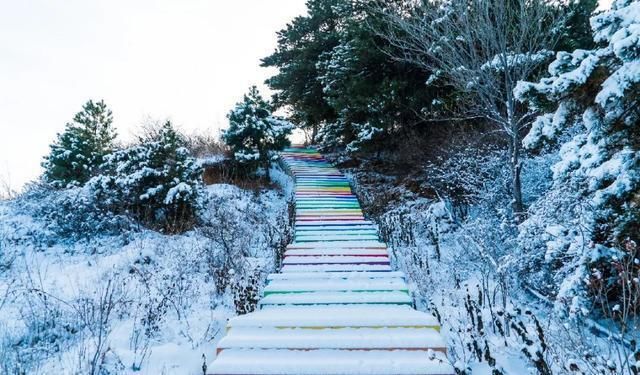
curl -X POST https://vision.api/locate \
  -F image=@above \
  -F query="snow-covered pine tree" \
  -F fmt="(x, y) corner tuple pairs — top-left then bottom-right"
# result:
(90, 121), (204, 232)
(222, 86), (293, 177)
(515, 0), (639, 314)
(42, 100), (116, 187)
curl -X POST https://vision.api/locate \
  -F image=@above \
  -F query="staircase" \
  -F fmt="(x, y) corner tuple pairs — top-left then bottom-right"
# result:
(207, 147), (453, 375)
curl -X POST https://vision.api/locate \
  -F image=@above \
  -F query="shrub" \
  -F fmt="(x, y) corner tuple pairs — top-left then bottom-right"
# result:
(14, 183), (132, 245)
(90, 121), (205, 233)
(222, 86), (292, 178)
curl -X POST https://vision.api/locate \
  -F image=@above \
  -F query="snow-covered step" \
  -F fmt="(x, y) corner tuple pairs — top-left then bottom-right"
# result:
(296, 212), (364, 217)
(295, 229), (378, 236)
(281, 264), (393, 272)
(294, 235), (380, 242)
(296, 201), (359, 204)
(227, 305), (439, 330)
(296, 217), (366, 222)
(295, 220), (375, 226)
(295, 186), (351, 193)
(296, 201), (360, 204)
(296, 210), (363, 214)
(208, 349), (454, 375)
(295, 212), (364, 216)
(295, 191), (353, 195)
(283, 255), (389, 265)
(259, 291), (412, 307)
(286, 240), (387, 249)
(295, 183), (351, 187)
(284, 248), (388, 254)
(296, 197), (358, 200)
(284, 248), (388, 257)
(295, 226), (377, 231)
(295, 232), (378, 237)
(216, 327), (446, 353)
(294, 236), (380, 243)
(264, 277), (408, 295)
(267, 271), (405, 281)
(295, 225), (377, 232)
(296, 206), (361, 210)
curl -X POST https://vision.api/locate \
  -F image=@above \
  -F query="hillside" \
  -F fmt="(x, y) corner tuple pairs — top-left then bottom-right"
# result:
(0, 173), (292, 374)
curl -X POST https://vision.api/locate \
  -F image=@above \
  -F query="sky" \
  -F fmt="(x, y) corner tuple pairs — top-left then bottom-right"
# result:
(0, 0), (614, 192)
(0, 0), (307, 191)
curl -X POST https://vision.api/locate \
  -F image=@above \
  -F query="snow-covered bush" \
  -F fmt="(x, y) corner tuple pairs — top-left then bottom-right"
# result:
(222, 86), (293, 177)
(515, 0), (640, 313)
(13, 183), (132, 244)
(90, 121), (205, 233)
(42, 100), (117, 188)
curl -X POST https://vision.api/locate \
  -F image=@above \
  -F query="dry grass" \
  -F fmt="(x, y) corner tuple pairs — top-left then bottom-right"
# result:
(202, 161), (278, 192)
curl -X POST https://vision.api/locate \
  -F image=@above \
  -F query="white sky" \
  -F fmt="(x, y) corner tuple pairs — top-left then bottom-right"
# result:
(0, 0), (307, 191)
(0, 0), (614, 192)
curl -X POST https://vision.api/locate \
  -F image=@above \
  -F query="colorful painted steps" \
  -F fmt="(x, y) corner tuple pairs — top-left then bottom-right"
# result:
(263, 277), (409, 295)
(216, 327), (446, 353)
(210, 350), (453, 375)
(208, 147), (453, 375)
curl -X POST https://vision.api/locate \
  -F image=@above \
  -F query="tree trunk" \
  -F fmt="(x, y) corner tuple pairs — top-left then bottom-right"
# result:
(511, 133), (524, 222)
(311, 123), (318, 144)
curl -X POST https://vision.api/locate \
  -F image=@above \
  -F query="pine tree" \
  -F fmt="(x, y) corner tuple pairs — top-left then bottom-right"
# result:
(555, 0), (599, 52)
(91, 121), (204, 232)
(314, 0), (439, 153)
(42, 100), (116, 187)
(261, 0), (342, 142)
(222, 86), (293, 177)
(263, 0), (441, 152)
(516, 0), (640, 312)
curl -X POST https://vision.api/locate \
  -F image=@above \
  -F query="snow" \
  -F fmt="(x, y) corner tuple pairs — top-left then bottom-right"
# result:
(259, 291), (412, 306)
(282, 255), (389, 264)
(164, 182), (193, 204)
(227, 305), (440, 329)
(264, 277), (408, 293)
(284, 248), (388, 256)
(198, 154), (226, 166)
(282, 264), (393, 272)
(0, 175), (291, 374)
(209, 349), (453, 375)
(217, 327), (445, 350)
(480, 50), (553, 72)
(595, 60), (640, 106)
(267, 271), (406, 281)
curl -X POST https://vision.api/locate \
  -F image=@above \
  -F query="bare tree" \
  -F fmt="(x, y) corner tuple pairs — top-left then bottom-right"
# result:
(0, 166), (16, 200)
(369, 0), (563, 219)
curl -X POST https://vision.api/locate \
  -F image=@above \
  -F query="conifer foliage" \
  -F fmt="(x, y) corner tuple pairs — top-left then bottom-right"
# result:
(222, 86), (293, 176)
(516, 0), (640, 311)
(42, 100), (116, 187)
(91, 121), (204, 232)
(262, 0), (436, 152)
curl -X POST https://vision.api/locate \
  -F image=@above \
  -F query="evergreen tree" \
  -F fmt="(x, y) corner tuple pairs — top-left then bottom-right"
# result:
(314, 0), (440, 153)
(556, 0), (599, 52)
(222, 86), (293, 177)
(263, 0), (441, 152)
(516, 0), (640, 311)
(261, 0), (342, 142)
(91, 121), (204, 232)
(42, 100), (116, 187)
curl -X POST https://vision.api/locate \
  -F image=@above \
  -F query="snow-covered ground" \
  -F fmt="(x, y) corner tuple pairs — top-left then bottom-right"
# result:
(342, 162), (633, 374)
(0, 178), (292, 374)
